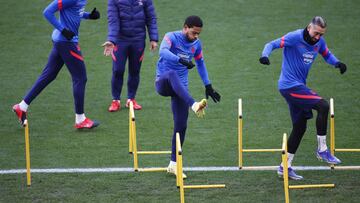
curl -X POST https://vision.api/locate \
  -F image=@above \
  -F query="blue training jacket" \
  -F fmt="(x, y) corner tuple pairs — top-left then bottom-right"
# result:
(107, 0), (158, 43)
(43, 0), (90, 43)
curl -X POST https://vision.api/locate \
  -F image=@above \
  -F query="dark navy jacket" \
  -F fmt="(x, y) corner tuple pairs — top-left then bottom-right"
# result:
(107, 0), (158, 43)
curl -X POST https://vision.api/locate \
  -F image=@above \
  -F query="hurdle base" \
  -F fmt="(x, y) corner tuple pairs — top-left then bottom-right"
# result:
(137, 167), (168, 172)
(137, 151), (171, 155)
(335, 149), (360, 152)
(289, 184), (334, 189)
(242, 149), (282, 152)
(183, 184), (226, 189)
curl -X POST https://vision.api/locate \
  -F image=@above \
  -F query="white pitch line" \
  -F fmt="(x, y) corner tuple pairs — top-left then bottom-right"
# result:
(1, 166), (360, 174)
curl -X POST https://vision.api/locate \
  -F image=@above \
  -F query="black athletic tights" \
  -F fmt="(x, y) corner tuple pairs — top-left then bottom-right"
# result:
(287, 99), (329, 154)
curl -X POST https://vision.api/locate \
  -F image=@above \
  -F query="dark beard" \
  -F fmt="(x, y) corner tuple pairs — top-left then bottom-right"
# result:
(303, 28), (319, 45)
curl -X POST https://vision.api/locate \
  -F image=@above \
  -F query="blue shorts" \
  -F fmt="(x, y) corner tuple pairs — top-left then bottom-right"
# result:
(279, 85), (322, 124)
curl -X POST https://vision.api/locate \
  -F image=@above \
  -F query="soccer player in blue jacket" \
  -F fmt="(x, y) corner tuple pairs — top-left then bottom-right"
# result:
(12, 0), (100, 129)
(260, 16), (347, 180)
(103, 0), (159, 112)
(156, 16), (221, 178)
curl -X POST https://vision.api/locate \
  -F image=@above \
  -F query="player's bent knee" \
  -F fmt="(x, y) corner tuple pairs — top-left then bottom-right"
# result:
(315, 99), (329, 114)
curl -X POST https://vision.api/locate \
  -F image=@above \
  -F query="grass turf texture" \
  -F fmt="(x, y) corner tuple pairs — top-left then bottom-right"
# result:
(1, 0), (360, 202)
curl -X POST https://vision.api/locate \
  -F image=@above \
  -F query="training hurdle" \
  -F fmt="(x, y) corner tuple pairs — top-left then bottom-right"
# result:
(128, 101), (171, 172)
(175, 133), (225, 203)
(281, 133), (334, 203)
(238, 98), (282, 169)
(329, 98), (360, 168)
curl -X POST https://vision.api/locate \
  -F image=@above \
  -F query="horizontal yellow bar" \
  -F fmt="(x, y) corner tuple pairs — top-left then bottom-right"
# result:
(335, 149), (360, 152)
(137, 168), (168, 172)
(184, 184), (226, 189)
(289, 184), (335, 189)
(332, 166), (360, 170)
(137, 151), (172, 154)
(242, 149), (282, 152)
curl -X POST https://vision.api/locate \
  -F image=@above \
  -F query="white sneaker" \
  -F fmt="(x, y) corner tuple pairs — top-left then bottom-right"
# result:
(191, 99), (207, 118)
(167, 162), (187, 179)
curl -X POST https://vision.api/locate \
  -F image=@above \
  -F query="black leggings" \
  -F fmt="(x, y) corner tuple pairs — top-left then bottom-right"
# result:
(287, 99), (329, 154)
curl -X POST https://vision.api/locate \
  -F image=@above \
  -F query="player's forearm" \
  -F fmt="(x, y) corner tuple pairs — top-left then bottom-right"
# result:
(325, 53), (339, 66)
(43, 1), (64, 31)
(159, 48), (179, 62)
(196, 61), (211, 86)
(262, 38), (282, 57)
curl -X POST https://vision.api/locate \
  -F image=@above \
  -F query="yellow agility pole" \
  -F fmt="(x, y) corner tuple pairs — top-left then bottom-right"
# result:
(238, 99), (243, 168)
(282, 133), (335, 203)
(129, 102), (139, 171)
(329, 98), (360, 157)
(176, 133), (225, 203)
(128, 101), (170, 172)
(281, 133), (290, 203)
(24, 120), (31, 186)
(238, 98), (282, 169)
(129, 103), (133, 154)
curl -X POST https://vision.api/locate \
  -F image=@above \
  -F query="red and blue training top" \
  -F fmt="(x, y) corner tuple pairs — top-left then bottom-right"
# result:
(261, 29), (339, 90)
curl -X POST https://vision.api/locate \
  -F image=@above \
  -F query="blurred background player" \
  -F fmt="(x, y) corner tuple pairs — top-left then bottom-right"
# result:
(12, 0), (100, 129)
(103, 0), (158, 111)
(156, 16), (221, 178)
(259, 16), (347, 180)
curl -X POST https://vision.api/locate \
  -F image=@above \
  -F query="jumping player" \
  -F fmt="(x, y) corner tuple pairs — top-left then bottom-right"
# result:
(13, 0), (100, 129)
(259, 16), (347, 180)
(156, 16), (221, 178)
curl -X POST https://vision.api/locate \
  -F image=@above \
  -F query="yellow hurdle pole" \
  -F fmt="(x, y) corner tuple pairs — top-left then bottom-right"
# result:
(330, 98), (335, 156)
(24, 120), (31, 186)
(282, 133), (290, 203)
(129, 104), (133, 154)
(238, 98), (243, 169)
(289, 184), (335, 189)
(176, 133), (185, 203)
(130, 102), (139, 171)
(176, 133), (180, 187)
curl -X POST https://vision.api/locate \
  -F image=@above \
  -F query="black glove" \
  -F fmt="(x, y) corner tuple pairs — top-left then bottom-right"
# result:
(335, 62), (347, 74)
(89, 7), (100, 20)
(61, 28), (75, 40)
(259, 56), (270, 65)
(179, 58), (195, 69)
(205, 84), (221, 103)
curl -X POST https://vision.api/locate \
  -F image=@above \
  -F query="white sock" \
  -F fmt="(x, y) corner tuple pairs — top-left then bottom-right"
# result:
(19, 100), (29, 112)
(169, 160), (176, 166)
(317, 135), (328, 152)
(75, 114), (86, 124)
(191, 102), (197, 112)
(281, 153), (294, 168)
